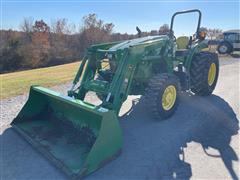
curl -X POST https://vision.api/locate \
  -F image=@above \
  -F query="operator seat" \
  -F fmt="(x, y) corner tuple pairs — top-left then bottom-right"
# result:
(175, 36), (190, 57)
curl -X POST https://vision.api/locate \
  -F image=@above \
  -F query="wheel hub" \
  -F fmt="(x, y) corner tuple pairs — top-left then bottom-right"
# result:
(219, 45), (227, 53)
(208, 63), (216, 86)
(162, 85), (177, 111)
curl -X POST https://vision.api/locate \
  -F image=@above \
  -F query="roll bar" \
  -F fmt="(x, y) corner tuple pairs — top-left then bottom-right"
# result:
(170, 9), (202, 37)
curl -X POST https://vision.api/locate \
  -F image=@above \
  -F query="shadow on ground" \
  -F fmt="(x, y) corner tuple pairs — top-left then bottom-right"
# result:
(0, 93), (239, 179)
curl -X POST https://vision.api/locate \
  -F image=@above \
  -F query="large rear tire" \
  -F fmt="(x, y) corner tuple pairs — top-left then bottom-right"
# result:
(190, 52), (219, 96)
(145, 73), (180, 120)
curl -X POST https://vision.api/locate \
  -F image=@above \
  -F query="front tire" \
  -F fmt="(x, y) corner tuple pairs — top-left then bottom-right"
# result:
(145, 73), (180, 120)
(218, 42), (233, 54)
(190, 52), (219, 96)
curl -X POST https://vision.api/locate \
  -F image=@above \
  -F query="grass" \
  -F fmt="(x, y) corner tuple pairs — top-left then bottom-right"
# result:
(0, 62), (80, 100)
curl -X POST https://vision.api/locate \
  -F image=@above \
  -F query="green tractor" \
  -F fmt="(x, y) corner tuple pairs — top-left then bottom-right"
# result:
(11, 9), (219, 178)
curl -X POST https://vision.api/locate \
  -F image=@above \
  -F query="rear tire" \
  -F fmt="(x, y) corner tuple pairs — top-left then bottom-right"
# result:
(145, 73), (180, 120)
(190, 52), (219, 96)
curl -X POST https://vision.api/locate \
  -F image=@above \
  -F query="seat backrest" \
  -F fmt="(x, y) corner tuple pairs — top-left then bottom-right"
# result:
(176, 36), (189, 49)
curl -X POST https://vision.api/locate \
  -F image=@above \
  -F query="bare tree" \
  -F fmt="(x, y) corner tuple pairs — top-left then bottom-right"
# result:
(81, 13), (114, 33)
(82, 14), (99, 29)
(51, 18), (71, 34)
(20, 17), (34, 33)
(50, 19), (75, 60)
(78, 13), (115, 52)
(205, 28), (223, 40)
(67, 23), (77, 34)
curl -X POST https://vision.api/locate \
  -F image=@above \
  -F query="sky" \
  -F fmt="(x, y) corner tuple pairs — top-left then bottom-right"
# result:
(1, 0), (240, 37)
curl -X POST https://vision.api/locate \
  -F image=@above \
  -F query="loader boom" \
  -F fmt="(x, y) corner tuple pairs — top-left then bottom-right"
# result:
(68, 35), (174, 114)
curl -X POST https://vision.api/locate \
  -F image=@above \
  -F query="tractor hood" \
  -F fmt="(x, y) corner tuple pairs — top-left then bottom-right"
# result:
(109, 35), (169, 51)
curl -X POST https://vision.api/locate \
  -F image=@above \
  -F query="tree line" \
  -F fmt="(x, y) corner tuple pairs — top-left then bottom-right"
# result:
(0, 13), (222, 74)
(0, 14), (172, 73)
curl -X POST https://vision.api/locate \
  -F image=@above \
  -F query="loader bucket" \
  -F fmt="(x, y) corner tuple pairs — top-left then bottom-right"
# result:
(11, 86), (123, 179)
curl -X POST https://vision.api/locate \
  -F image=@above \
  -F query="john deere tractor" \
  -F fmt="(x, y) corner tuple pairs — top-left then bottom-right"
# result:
(12, 9), (219, 178)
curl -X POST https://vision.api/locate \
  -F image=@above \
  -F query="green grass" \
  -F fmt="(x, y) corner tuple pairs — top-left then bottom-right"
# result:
(0, 62), (80, 100)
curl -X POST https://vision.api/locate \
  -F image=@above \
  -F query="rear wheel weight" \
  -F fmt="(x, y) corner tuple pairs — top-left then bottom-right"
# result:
(190, 52), (219, 96)
(145, 73), (180, 120)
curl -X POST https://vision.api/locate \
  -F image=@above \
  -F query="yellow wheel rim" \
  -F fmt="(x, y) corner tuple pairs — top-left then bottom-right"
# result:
(162, 85), (177, 111)
(208, 63), (216, 86)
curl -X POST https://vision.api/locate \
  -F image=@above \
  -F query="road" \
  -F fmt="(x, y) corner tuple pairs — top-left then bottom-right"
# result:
(0, 56), (239, 179)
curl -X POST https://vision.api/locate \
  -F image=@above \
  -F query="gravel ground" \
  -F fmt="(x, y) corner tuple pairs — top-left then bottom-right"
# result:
(0, 55), (239, 179)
